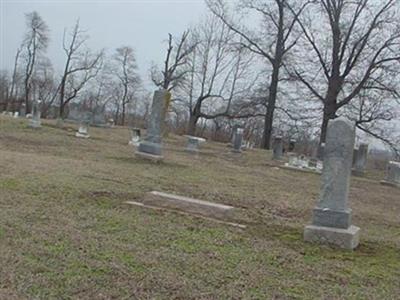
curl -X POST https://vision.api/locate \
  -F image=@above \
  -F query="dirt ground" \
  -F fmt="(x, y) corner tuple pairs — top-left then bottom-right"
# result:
(0, 115), (399, 299)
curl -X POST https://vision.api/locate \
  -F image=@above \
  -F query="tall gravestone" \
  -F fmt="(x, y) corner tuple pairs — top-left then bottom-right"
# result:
(304, 117), (360, 249)
(136, 89), (169, 161)
(353, 143), (369, 176)
(28, 100), (41, 128)
(232, 128), (244, 153)
(272, 136), (283, 160)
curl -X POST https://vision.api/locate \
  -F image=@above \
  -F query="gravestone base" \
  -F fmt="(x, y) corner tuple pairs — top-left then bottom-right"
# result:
(380, 180), (400, 188)
(75, 132), (90, 138)
(304, 224), (360, 250)
(313, 207), (352, 229)
(135, 150), (163, 162)
(231, 148), (242, 154)
(138, 141), (162, 156)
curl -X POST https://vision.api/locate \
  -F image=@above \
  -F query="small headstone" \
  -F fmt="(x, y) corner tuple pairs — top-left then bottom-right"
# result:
(380, 161), (400, 188)
(304, 117), (360, 250)
(13, 112), (19, 118)
(232, 128), (244, 153)
(28, 100), (41, 128)
(128, 128), (141, 146)
(272, 136), (283, 160)
(185, 135), (206, 153)
(136, 89), (169, 161)
(75, 112), (91, 138)
(353, 143), (368, 176)
(75, 124), (90, 138)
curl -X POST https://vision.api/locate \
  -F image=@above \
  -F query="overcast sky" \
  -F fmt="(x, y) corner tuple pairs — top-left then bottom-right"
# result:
(0, 0), (207, 87)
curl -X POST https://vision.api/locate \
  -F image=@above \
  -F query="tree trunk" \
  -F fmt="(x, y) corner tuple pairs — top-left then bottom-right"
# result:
(262, 62), (280, 149)
(121, 102), (126, 126)
(319, 99), (337, 144)
(187, 114), (199, 136)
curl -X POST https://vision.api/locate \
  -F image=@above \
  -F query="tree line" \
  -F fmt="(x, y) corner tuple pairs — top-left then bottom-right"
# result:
(0, 0), (399, 154)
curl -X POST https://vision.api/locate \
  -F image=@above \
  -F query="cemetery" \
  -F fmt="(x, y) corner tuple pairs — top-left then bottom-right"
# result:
(0, 109), (399, 299)
(1, 0), (400, 298)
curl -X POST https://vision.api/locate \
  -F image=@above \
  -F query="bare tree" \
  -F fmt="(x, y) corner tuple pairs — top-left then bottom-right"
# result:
(290, 0), (400, 144)
(176, 15), (257, 135)
(7, 47), (22, 112)
(151, 31), (197, 91)
(112, 46), (140, 125)
(0, 70), (9, 111)
(207, 0), (308, 149)
(58, 19), (103, 119)
(22, 11), (50, 113)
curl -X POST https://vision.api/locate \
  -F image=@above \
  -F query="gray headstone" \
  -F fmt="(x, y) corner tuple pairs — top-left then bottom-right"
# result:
(232, 128), (244, 153)
(304, 117), (360, 249)
(272, 136), (283, 160)
(129, 128), (141, 146)
(136, 89), (169, 159)
(381, 161), (400, 188)
(353, 143), (368, 176)
(75, 112), (91, 138)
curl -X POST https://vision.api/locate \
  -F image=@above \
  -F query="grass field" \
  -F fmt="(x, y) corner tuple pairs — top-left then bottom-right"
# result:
(0, 115), (399, 299)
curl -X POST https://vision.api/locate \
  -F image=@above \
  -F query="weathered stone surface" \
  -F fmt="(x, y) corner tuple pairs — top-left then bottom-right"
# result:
(318, 118), (355, 212)
(137, 90), (169, 159)
(353, 143), (369, 176)
(75, 125), (90, 138)
(305, 117), (360, 249)
(380, 161), (400, 188)
(304, 225), (360, 250)
(232, 128), (244, 153)
(129, 128), (141, 146)
(313, 207), (352, 229)
(272, 136), (283, 160)
(135, 151), (164, 162)
(143, 191), (235, 220)
(185, 136), (206, 153)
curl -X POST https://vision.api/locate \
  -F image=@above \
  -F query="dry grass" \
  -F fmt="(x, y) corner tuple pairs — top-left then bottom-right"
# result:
(0, 115), (399, 299)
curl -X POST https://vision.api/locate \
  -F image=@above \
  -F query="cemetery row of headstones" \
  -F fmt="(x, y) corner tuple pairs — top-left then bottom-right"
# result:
(3, 89), (399, 250)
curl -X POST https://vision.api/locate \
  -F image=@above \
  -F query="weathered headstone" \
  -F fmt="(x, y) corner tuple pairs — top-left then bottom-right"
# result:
(75, 112), (91, 138)
(128, 128), (141, 146)
(136, 89), (169, 161)
(185, 136), (206, 153)
(304, 117), (360, 250)
(380, 161), (400, 188)
(28, 100), (41, 128)
(232, 128), (244, 153)
(353, 143), (369, 176)
(272, 136), (283, 160)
